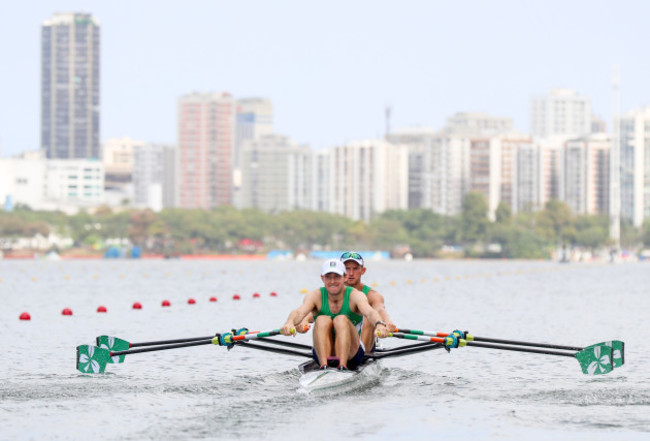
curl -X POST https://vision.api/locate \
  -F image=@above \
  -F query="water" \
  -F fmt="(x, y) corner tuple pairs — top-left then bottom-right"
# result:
(1, 259), (648, 440)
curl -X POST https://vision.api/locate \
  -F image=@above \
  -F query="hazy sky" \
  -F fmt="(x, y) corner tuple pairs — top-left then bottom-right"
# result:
(1, 1), (649, 157)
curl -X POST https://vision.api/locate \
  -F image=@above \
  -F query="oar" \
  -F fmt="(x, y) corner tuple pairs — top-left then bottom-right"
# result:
(78, 328), (306, 374)
(213, 329), (285, 346)
(387, 332), (617, 375)
(395, 328), (625, 368)
(77, 339), (214, 373)
(95, 330), (259, 364)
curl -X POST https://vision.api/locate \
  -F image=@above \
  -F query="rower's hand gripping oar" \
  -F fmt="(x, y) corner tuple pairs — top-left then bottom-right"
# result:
(212, 325), (309, 348)
(391, 328), (624, 376)
(384, 330), (466, 351)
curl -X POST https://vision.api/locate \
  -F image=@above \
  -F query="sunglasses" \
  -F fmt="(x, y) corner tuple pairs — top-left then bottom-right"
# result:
(340, 252), (364, 265)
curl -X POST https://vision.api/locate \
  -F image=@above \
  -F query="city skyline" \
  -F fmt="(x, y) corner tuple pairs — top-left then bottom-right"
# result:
(1, 1), (650, 158)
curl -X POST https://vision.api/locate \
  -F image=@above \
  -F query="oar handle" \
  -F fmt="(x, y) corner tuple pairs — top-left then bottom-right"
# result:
(213, 325), (309, 346)
(388, 332), (466, 347)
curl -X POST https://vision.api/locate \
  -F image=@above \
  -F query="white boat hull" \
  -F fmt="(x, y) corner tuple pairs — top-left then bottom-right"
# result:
(298, 359), (381, 394)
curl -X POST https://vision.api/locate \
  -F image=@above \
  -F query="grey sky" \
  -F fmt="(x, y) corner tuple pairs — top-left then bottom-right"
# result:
(1, 1), (649, 157)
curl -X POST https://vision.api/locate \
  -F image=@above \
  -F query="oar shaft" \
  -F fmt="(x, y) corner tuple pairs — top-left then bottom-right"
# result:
(469, 336), (582, 351)
(110, 339), (213, 356)
(397, 328), (584, 351)
(237, 341), (312, 358)
(254, 337), (312, 350)
(130, 336), (213, 348)
(368, 342), (444, 359)
(466, 341), (576, 357)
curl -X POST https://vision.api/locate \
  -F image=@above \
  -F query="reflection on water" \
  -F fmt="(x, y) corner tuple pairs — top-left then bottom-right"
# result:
(1, 259), (649, 440)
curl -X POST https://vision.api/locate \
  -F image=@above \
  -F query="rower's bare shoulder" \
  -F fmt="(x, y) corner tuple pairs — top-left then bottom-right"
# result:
(367, 289), (385, 303)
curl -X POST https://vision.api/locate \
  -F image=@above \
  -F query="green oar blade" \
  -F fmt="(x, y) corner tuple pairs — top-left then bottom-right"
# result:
(611, 340), (624, 368)
(575, 343), (613, 375)
(96, 336), (129, 363)
(76, 345), (112, 374)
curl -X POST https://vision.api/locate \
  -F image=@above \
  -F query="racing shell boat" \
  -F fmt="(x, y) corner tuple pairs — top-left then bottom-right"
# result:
(297, 358), (382, 394)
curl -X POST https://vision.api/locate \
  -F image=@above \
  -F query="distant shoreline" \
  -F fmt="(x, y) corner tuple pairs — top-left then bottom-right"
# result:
(0, 252), (268, 260)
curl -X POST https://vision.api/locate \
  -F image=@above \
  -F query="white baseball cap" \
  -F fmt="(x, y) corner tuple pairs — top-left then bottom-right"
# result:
(321, 259), (346, 276)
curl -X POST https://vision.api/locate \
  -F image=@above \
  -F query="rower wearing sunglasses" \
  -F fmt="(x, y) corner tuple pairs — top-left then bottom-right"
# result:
(340, 251), (397, 352)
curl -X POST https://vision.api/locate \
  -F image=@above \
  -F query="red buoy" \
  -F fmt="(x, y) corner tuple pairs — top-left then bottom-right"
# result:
(61, 308), (73, 316)
(162, 300), (171, 307)
(252, 292), (260, 298)
(232, 294), (241, 300)
(270, 292), (278, 297)
(19, 312), (31, 321)
(97, 305), (107, 313)
(132, 302), (142, 309)
(209, 296), (217, 302)
(187, 298), (196, 304)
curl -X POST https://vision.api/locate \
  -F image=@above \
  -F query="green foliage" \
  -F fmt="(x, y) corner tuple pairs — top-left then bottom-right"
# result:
(1, 202), (647, 258)
(461, 192), (489, 243)
(642, 220), (650, 248)
(535, 199), (573, 244)
(495, 202), (512, 224)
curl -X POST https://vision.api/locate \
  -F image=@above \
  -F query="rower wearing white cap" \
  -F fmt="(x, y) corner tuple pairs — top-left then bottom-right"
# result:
(280, 259), (390, 370)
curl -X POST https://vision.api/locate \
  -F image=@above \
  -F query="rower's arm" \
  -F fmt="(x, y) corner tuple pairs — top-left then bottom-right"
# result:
(350, 290), (389, 337)
(296, 313), (314, 333)
(281, 291), (317, 335)
(368, 290), (396, 332)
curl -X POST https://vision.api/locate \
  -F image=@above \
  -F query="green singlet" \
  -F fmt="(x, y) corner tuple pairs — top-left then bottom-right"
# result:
(314, 286), (364, 333)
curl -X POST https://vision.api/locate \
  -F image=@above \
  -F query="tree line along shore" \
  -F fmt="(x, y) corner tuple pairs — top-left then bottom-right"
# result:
(1, 192), (649, 260)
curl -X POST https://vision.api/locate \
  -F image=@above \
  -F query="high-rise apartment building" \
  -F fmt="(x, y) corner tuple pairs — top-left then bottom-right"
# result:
(515, 143), (540, 213)
(41, 13), (100, 159)
(530, 89), (591, 139)
(311, 149), (331, 212)
(446, 112), (514, 135)
(177, 92), (235, 209)
(387, 127), (437, 210)
(235, 98), (273, 167)
(133, 144), (176, 211)
(564, 134), (610, 215)
(233, 98), (273, 207)
(619, 106), (650, 227)
(328, 140), (408, 222)
(239, 134), (311, 213)
(537, 139), (564, 207)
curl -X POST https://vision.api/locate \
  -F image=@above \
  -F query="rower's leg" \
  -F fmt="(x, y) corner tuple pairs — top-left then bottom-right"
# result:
(313, 315), (334, 368)
(333, 315), (360, 369)
(360, 319), (376, 354)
